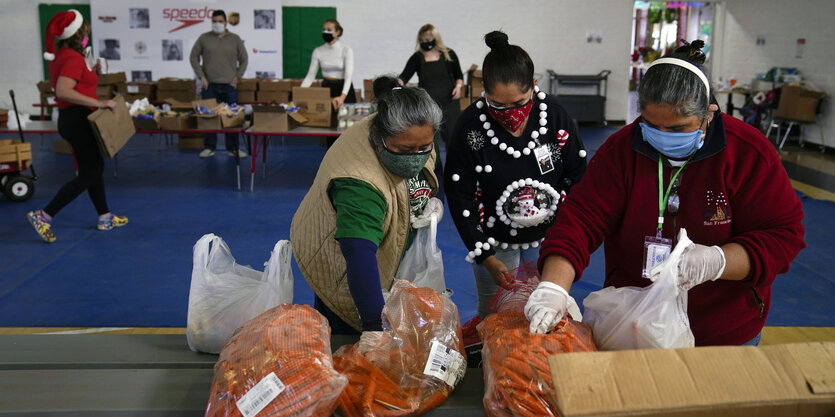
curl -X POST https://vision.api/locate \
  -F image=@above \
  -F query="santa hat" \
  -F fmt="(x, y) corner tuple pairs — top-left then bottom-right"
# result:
(44, 9), (84, 61)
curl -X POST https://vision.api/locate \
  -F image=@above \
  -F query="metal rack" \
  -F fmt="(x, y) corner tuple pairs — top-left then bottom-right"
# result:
(547, 69), (611, 125)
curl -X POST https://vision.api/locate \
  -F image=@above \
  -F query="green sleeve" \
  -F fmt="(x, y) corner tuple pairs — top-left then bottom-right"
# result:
(329, 178), (387, 246)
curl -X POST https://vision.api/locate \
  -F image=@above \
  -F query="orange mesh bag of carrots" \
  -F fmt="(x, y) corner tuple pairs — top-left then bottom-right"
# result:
(333, 280), (466, 417)
(205, 303), (347, 417)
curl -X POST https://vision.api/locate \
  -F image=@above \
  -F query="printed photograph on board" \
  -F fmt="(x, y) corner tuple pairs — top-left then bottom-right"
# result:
(253, 10), (275, 29)
(129, 8), (150, 29)
(132, 71), (152, 82)
(99, 39), (121, 60)
(161, 40), (183, 61)
(255, 71), (276, 79)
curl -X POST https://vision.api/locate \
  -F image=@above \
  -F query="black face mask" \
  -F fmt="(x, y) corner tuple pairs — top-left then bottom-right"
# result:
(322, 32), (334, 43)
(420, 40), (435, 51)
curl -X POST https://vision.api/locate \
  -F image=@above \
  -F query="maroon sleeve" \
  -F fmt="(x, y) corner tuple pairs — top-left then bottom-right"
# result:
(727, 136), (805, 287)
(58, 55), (85, 82)
(537, 133), (630, 279)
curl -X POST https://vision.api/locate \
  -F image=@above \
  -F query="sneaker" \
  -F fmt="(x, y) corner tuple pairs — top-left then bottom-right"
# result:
(97, 214), (129, 231)
(27, 210), (56, 243)
(227, 149), (248, 158)
(199, 149), (215, 158)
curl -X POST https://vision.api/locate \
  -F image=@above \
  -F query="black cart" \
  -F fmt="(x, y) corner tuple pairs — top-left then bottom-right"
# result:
(547, 69), (611, 126)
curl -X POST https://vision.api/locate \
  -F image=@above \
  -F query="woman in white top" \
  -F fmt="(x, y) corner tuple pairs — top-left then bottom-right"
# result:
(301, 19), (355, 108)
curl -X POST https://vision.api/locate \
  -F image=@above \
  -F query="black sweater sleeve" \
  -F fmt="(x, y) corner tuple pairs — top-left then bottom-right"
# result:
(398, 53), (421, 84)
(448, 49), (464, 81)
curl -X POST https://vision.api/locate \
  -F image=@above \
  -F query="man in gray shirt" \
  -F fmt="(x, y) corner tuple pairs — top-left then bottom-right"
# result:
(190, 9), (248, 158)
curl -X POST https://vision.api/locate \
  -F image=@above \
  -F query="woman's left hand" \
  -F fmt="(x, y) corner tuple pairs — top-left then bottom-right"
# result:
(451, 85), (462, 100)
(332, 94), (346, 108)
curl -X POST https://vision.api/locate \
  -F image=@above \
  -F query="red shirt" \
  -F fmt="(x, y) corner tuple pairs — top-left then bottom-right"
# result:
(539, 113), (805, 346)
(48, 48), (98, 110)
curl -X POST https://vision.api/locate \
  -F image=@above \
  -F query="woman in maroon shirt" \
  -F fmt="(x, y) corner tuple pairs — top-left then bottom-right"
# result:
(27, 10), (128, 243)
(524, 40), (805, 345)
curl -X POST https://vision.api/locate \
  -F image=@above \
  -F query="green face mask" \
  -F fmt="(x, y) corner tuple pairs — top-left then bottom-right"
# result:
(376, 146), (431, 179)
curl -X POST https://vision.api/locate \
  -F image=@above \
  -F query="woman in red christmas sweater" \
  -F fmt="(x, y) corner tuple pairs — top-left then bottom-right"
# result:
(27, 10), (127, 243)
(524, 40), (805, 345)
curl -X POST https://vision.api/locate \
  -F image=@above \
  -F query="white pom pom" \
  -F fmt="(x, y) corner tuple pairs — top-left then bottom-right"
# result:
(487, 129), (495, 137)
(537, 92), (546, 100)
(462, 210), (470, 217)
(510, 229), (518, 236)
(468, 251), (475, 258)
(539, 111), (548, 119)
(502, 190), (510, 198)
(534, 85), (540, 92)
(452, 174), (460, 182)
(483, 243), (491, 250)
(513, 151), (521, 158)
(579, 149), (587, 158)
(532, 180), (540, 187)
(491, 137), (499, 145)
(43, 52), (55, 61)
(525, 178), (533, 185)
(500, 214), (508, 222)
(485, 165), (493, 173)
(539, 127), (548, 135)
(539, 118), (547, 126)
(512, 181), (520, 188)
(474, 248), (482, 256)
(499, 143), (507, 151)
(479, 114), (487, 122)
(522, 243), (530, 250)
(512, 243), (519, 249)
(501, 243), (509, 249)
(532, 241), (540, 248)
(506, 147), (514, 155)
(476, 101), (484, 109)
(476, 242), (483, 249)
(488, 237), (497, 245)
(531, 131), (540, 139)
(539, 103), (547, 111)
(550, 204), (557, 211)
(528, 141), (536, 149)
(475, 165), (483, 173)
(487, 222), (494, 228)
(523, 148), (531, 155)
(483, 122), (491, 130)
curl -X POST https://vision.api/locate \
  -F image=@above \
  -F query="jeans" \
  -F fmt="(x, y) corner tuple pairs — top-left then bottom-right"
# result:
(201, 83), (239, 151)
(471, 245), (540, 318)
(741, 332), (762, 346)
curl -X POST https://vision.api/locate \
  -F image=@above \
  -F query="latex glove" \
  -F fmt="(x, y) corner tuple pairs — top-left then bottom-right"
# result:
(357, 331), (384, 355)
(650, 229), (726, 291)
(525, 281), (570, 334)
(411, 197), (444, 229)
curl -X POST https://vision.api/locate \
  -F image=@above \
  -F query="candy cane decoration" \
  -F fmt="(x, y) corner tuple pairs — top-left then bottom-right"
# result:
(557, 129), (569, 149)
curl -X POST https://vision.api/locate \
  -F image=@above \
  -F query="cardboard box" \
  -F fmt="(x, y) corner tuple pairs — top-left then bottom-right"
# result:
(548, 342), (835, 417)
(157, 90), (196, 103)
(132, 113), (160, 130)
(293, 87), (335, 127)
(0, 139), (32, 166)
(238, 91), (256, 103)
(52, 139), (73, 155)
(178, 133), (204, 150)
(236, 78), (259, 91)
(466, 64), (483, 89)
(87, 95), (135, 157)
(251, 106), (308, 132)
(96, 85), (114, 100)
(258, 79), (291, 92)
(157, 78), (195, 91)
(159, 114), (196, 131)
(776, 85), (826, 122)
(257, 90), (290, 103)
(363, 79), (374, 102)
(97, 72), (127, 86)
(118, 82), (157, 102)
(0, 109), (7, 128)
(37, 81), (53, 94)
(220, 109), (245, 128)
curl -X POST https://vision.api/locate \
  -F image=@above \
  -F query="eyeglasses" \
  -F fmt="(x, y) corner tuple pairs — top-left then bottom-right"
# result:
(483, 89), (534, 110)
(381, 137), (433, 155)
(667, 175), (681, 215)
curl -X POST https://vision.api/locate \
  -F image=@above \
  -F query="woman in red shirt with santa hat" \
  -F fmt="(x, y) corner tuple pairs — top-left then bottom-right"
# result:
(27, 9), (128, 243)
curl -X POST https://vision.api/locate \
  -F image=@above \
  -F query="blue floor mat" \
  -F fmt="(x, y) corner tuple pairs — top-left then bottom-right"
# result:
(0, 127), (832, 327)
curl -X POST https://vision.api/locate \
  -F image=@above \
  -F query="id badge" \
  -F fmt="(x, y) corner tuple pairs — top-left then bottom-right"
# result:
(642, 235), (672, 278)
(534, 145), (554, 175)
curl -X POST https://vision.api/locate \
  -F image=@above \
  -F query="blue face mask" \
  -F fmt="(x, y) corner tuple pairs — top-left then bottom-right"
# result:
(639, 122), (705, 159)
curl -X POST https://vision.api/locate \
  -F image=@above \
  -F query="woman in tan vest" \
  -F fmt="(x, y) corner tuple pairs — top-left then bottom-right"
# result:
(290, 76), (444, 334)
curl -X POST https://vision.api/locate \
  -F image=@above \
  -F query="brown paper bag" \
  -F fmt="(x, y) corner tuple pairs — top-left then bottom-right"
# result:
(87, 95), (136, 158)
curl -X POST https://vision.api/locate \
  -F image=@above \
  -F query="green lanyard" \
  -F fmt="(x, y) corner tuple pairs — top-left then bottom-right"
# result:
(657, 156), (690, 233)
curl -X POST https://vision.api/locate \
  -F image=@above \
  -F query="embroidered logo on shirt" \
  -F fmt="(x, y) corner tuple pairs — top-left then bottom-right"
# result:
(466, 130), (485, 151)
(704, 190), (732, 225)
(407, 176), (432, 217)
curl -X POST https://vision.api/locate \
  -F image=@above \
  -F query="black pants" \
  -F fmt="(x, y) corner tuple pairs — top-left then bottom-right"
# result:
(44, 106), (109, 217)
(321, 78), (357, 103)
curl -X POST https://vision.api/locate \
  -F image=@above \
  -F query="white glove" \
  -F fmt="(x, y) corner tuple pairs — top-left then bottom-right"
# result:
(525, 281), (571, 334)
(650, 229), (726, 291)
(410, 197), (444, 229)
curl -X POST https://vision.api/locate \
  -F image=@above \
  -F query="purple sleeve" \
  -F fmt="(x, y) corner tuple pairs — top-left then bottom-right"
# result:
(339, 237), (385, 331)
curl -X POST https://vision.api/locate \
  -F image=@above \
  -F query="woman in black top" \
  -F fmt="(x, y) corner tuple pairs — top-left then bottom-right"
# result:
(398, 24), (464, 145)
(445, 31), (587, 319)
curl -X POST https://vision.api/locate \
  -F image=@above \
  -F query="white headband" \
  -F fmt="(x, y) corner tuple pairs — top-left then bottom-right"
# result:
(649, 57), (710, 96)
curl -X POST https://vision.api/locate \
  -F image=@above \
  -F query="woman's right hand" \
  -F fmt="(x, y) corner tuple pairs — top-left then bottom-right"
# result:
(483, 255), (515, 290)
(100, 99), (117, 111)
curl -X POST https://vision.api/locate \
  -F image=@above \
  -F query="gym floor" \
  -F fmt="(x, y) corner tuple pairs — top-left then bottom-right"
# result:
(0, 124), (833, 344)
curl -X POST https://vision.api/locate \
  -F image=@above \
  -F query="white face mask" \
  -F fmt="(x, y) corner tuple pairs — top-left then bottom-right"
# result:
(212, 22), (225, 34)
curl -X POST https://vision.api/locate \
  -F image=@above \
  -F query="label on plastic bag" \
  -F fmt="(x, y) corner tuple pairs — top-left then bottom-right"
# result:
(236, 372), (285, 417)
(423, 340), (466, 387)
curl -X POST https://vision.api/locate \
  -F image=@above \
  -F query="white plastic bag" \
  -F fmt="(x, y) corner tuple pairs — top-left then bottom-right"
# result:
(582, 229), (695, 350)
(186, 234), (294, 353)
(394, 214), (447, 295)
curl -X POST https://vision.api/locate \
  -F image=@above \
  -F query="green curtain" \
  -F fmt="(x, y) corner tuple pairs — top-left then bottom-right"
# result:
(282, 7), (336, 79)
